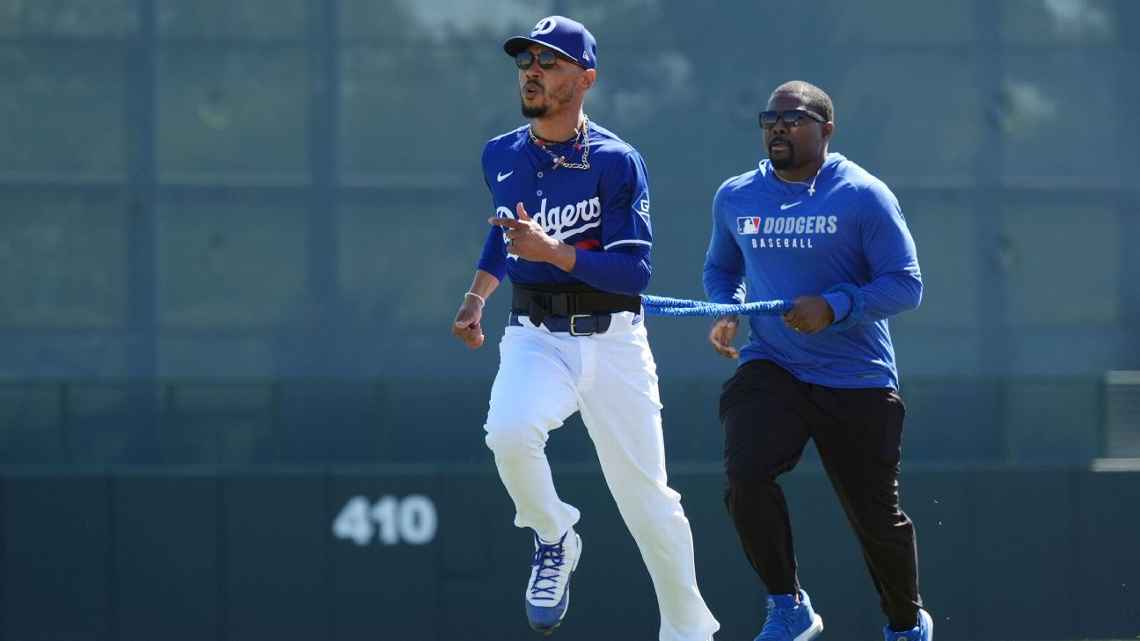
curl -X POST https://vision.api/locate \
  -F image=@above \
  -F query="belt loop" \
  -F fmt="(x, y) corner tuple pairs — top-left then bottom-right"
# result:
(529, 298), (546, 327)
(551, 293), (569, 316)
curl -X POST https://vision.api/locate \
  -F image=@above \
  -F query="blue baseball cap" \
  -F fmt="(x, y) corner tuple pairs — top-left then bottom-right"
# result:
(503, 16), (598, 70)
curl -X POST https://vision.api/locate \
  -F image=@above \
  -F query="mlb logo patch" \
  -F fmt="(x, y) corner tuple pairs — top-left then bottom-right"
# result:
(736, 216), (762, 235)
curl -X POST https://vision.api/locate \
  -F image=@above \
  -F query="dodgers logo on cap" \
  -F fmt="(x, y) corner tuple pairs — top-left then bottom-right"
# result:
(503, 15), (598, 70)
(531, 18), (557, 36)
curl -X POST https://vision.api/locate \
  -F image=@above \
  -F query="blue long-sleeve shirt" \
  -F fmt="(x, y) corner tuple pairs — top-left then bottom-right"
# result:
(477, 120), (653, 296)
(703, 152), (922, 389)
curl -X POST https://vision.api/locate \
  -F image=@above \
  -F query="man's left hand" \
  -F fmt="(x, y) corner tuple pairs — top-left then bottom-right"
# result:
(488, 203), (562, 263)
(783, 296), (834, 335)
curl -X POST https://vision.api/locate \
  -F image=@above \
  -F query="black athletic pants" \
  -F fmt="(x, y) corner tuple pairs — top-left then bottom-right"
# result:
(719, 359), (922, 630)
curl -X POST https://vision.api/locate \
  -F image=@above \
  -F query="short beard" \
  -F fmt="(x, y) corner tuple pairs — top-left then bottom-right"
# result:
(521, 100), (548, 118)
(769, 148), (796, 170)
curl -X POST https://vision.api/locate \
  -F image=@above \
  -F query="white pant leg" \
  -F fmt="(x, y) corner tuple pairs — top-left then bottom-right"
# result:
(484, 325), (581, 542)
(576, 316), (720, 641)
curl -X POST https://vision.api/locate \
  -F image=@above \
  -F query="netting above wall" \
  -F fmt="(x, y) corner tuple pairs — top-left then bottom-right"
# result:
(0, 0), (1136, 381)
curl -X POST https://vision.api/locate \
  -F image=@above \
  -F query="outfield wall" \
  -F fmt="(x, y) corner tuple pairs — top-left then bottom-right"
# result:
(2, 465), (1137, 641)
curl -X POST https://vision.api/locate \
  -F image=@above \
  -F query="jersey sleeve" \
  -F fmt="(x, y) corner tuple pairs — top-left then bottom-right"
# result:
(475, 141), (508, 279)
(598, 149), (653, 251)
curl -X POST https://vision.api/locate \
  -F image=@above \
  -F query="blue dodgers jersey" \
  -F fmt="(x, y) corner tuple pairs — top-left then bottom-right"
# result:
(476, 120), (653, 286)
(703, 153), (922, 389)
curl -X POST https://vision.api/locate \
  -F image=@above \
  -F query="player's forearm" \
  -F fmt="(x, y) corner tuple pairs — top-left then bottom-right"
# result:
(545, 244), (577, 272)
(569, 249), (652, 295)
(467, 270), (501, 301)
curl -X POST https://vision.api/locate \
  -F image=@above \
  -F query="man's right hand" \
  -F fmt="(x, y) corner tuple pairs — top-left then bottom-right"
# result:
(452, 296), (485, 349)
(709, 315), (740, 359)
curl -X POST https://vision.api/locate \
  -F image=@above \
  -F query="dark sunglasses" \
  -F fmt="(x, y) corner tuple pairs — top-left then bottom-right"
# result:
(759, 109), (827, 129)
(515, 49), (578, 70)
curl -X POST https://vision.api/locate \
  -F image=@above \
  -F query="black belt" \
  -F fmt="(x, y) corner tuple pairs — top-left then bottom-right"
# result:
(510, 284), (640, 336)
(508, 312), (612, 336)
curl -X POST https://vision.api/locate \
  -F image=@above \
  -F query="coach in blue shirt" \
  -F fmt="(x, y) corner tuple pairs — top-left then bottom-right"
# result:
(702, 80), (932, 641)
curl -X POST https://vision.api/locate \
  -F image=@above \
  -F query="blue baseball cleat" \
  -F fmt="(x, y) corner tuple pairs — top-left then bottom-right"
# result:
(883, 608), (933, 641)
(525, 529), (581, 636)
(754, 589), (824, 641)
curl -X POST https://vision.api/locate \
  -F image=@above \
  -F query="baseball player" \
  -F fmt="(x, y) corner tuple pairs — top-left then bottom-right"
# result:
(703, 80), (931, 641)
(450, 15), (720, 641)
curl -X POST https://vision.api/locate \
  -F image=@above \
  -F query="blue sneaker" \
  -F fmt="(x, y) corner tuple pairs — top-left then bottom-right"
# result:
(525, 529), (581, 636)
(755, 589), (824, 641)
(883, 608), (933, 641)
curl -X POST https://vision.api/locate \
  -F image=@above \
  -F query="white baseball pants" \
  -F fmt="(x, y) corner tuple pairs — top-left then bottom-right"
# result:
(483, 311), (720, 641)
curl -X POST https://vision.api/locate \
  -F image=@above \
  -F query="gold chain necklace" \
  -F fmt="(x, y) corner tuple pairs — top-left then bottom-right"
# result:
(528, 116), (591, 170)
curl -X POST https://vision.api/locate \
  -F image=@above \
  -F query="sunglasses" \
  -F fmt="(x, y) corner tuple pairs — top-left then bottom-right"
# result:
(759, 109), (827, 129)
(514, 49), (579, 70)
